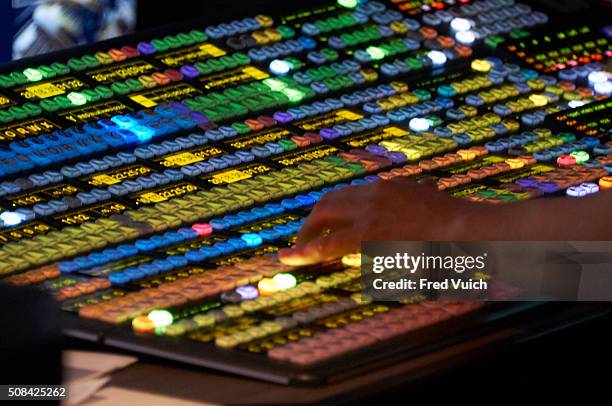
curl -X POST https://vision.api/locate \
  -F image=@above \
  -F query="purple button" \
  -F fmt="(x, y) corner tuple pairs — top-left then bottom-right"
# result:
(320, 128), (340, 140)
(365, 145), (387, 155)
(273, 111), (293, 123)
(516, 178), (537, 187)
(384, 151), (407, 164)
(137, 42), (156, 55)
(190, 112), (208, 125)
(536, 182), (560, 194)
(170, 102), (190, 114)
(365, 175), (380, 183)
(180, 64), (200, 79)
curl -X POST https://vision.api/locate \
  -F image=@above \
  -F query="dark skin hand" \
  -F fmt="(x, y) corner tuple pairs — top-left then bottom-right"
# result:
(278, 177), (612, 266)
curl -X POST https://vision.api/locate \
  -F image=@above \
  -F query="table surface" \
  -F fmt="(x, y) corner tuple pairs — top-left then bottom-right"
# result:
(97, 328), (509, 406)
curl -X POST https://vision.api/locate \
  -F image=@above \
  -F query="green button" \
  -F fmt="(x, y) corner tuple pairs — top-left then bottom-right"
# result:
(165, 35), (182, 49)
(220, 55), (236, 69)
(277, 25), (295, 39)
(209, 92), (229, 104)
(559, 132), (576, 143)
(0, 74), (15, 88)
(82, 55), (100, 68)
(151, 38), (170, 52)
(233, 52), (250, 65)
(324, 156), (346, 166)
(111, 82), (132, 95)
(8, 106), (28, 120)
(51, 62), (70, 75)
(208, 59), (226, 72)
(82, 89), (100, 102)
(10, 71), (27, 85)
(224, 88), (244, 101)
(190, 30), (208, 42)
(39, 65), (57, 79)
(39, 99), (60, 112)
(279, 139), (297, 151)
(321, 48), (339, 61)
(177, 32), (195, 46)
(55, 95), (72, 109)
(405, 57), (422, 70)
(0, 110), (13, 123)
(22, 103), (42, 116)
(67, 58), (87, 71)
(94, 85), (114, 99)
(195, 61), (212, 75)
(125, 78), (144, 92)
(413, 89), (431, 101)
(232, 122), (251, 134)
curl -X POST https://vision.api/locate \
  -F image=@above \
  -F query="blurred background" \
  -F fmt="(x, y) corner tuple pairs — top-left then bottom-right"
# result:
(0, 0), (316, 63)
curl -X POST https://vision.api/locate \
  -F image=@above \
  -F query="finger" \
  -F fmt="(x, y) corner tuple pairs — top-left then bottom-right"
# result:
(279, 228), (362, 266)
(295, 198), (363, 244)
(417, 176), (437, 187)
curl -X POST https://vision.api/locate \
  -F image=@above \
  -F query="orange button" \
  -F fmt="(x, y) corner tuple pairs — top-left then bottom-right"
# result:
(599, 176), (612, 190)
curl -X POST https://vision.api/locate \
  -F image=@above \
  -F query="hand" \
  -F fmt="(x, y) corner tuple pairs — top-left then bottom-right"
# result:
(278, 177), (477, 266)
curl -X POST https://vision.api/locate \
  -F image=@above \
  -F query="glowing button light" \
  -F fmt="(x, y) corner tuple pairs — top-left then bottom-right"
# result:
(570, 150), (589, 164)
(270, 59), (291, 76)
(0, 211), (25, 226)
(148, 309), (174, 328)
(241, 233), (263, 247)
(338, 0), (358, 8)
(236, 285), (259, 300)
(132, 316), (155, 334)
(68, 92), (87, 106)
(450, 17), (471, 31)
(366, 46), (386, 60)
(455, 30), (476, 45)
(427, 50), (447, 66)
(568, 100), (586, 108)
(471, 59), (492, 72)
(529, 94), (548, 107)
(258, 278), (279, 296)
(23, 68), (43, 81)
(192, 223), (213, 237)
(594, 81), (612, 96)
(409, 117), (430, 132)
(273, 273), (297, 290)
(342, 253), (362, 268)
(587, 71), (609, 85)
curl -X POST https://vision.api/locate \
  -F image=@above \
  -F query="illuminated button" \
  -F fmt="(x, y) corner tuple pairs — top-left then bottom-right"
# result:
(570, 151), (589, 164)
(338, 0), (358, 8)
(594, 81), (612, 96)
(427, 50), (447, 66)
(132, 316), (155, 334)
(241, 233), (263, 247)
(587, 71), (609, 85)
(409, 117), (430, 132)
(148, 310), (173, 328)
(366, 46), (386, 60)
(599, 177), (612, 190)
(192, 223), (212, 237)
(471, 59), (493, 73)
(529, 94), (548, 107)
(455, 31), (476, 45)
(258, 278), (278, 296)
(269, 59), (291, 75)
(341, 253), (361, 268)
(450, 18), (472, 31)
(23, 68), (43, 81)
(68, 92), (87, 106)
(505, 158), (525, 170)
(236, 285), (259, 300)
(580, 182), (599, 194)
(273, 273), (297, 290)
(566, 186), (588, 198)
(0, 211), (25, 226)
